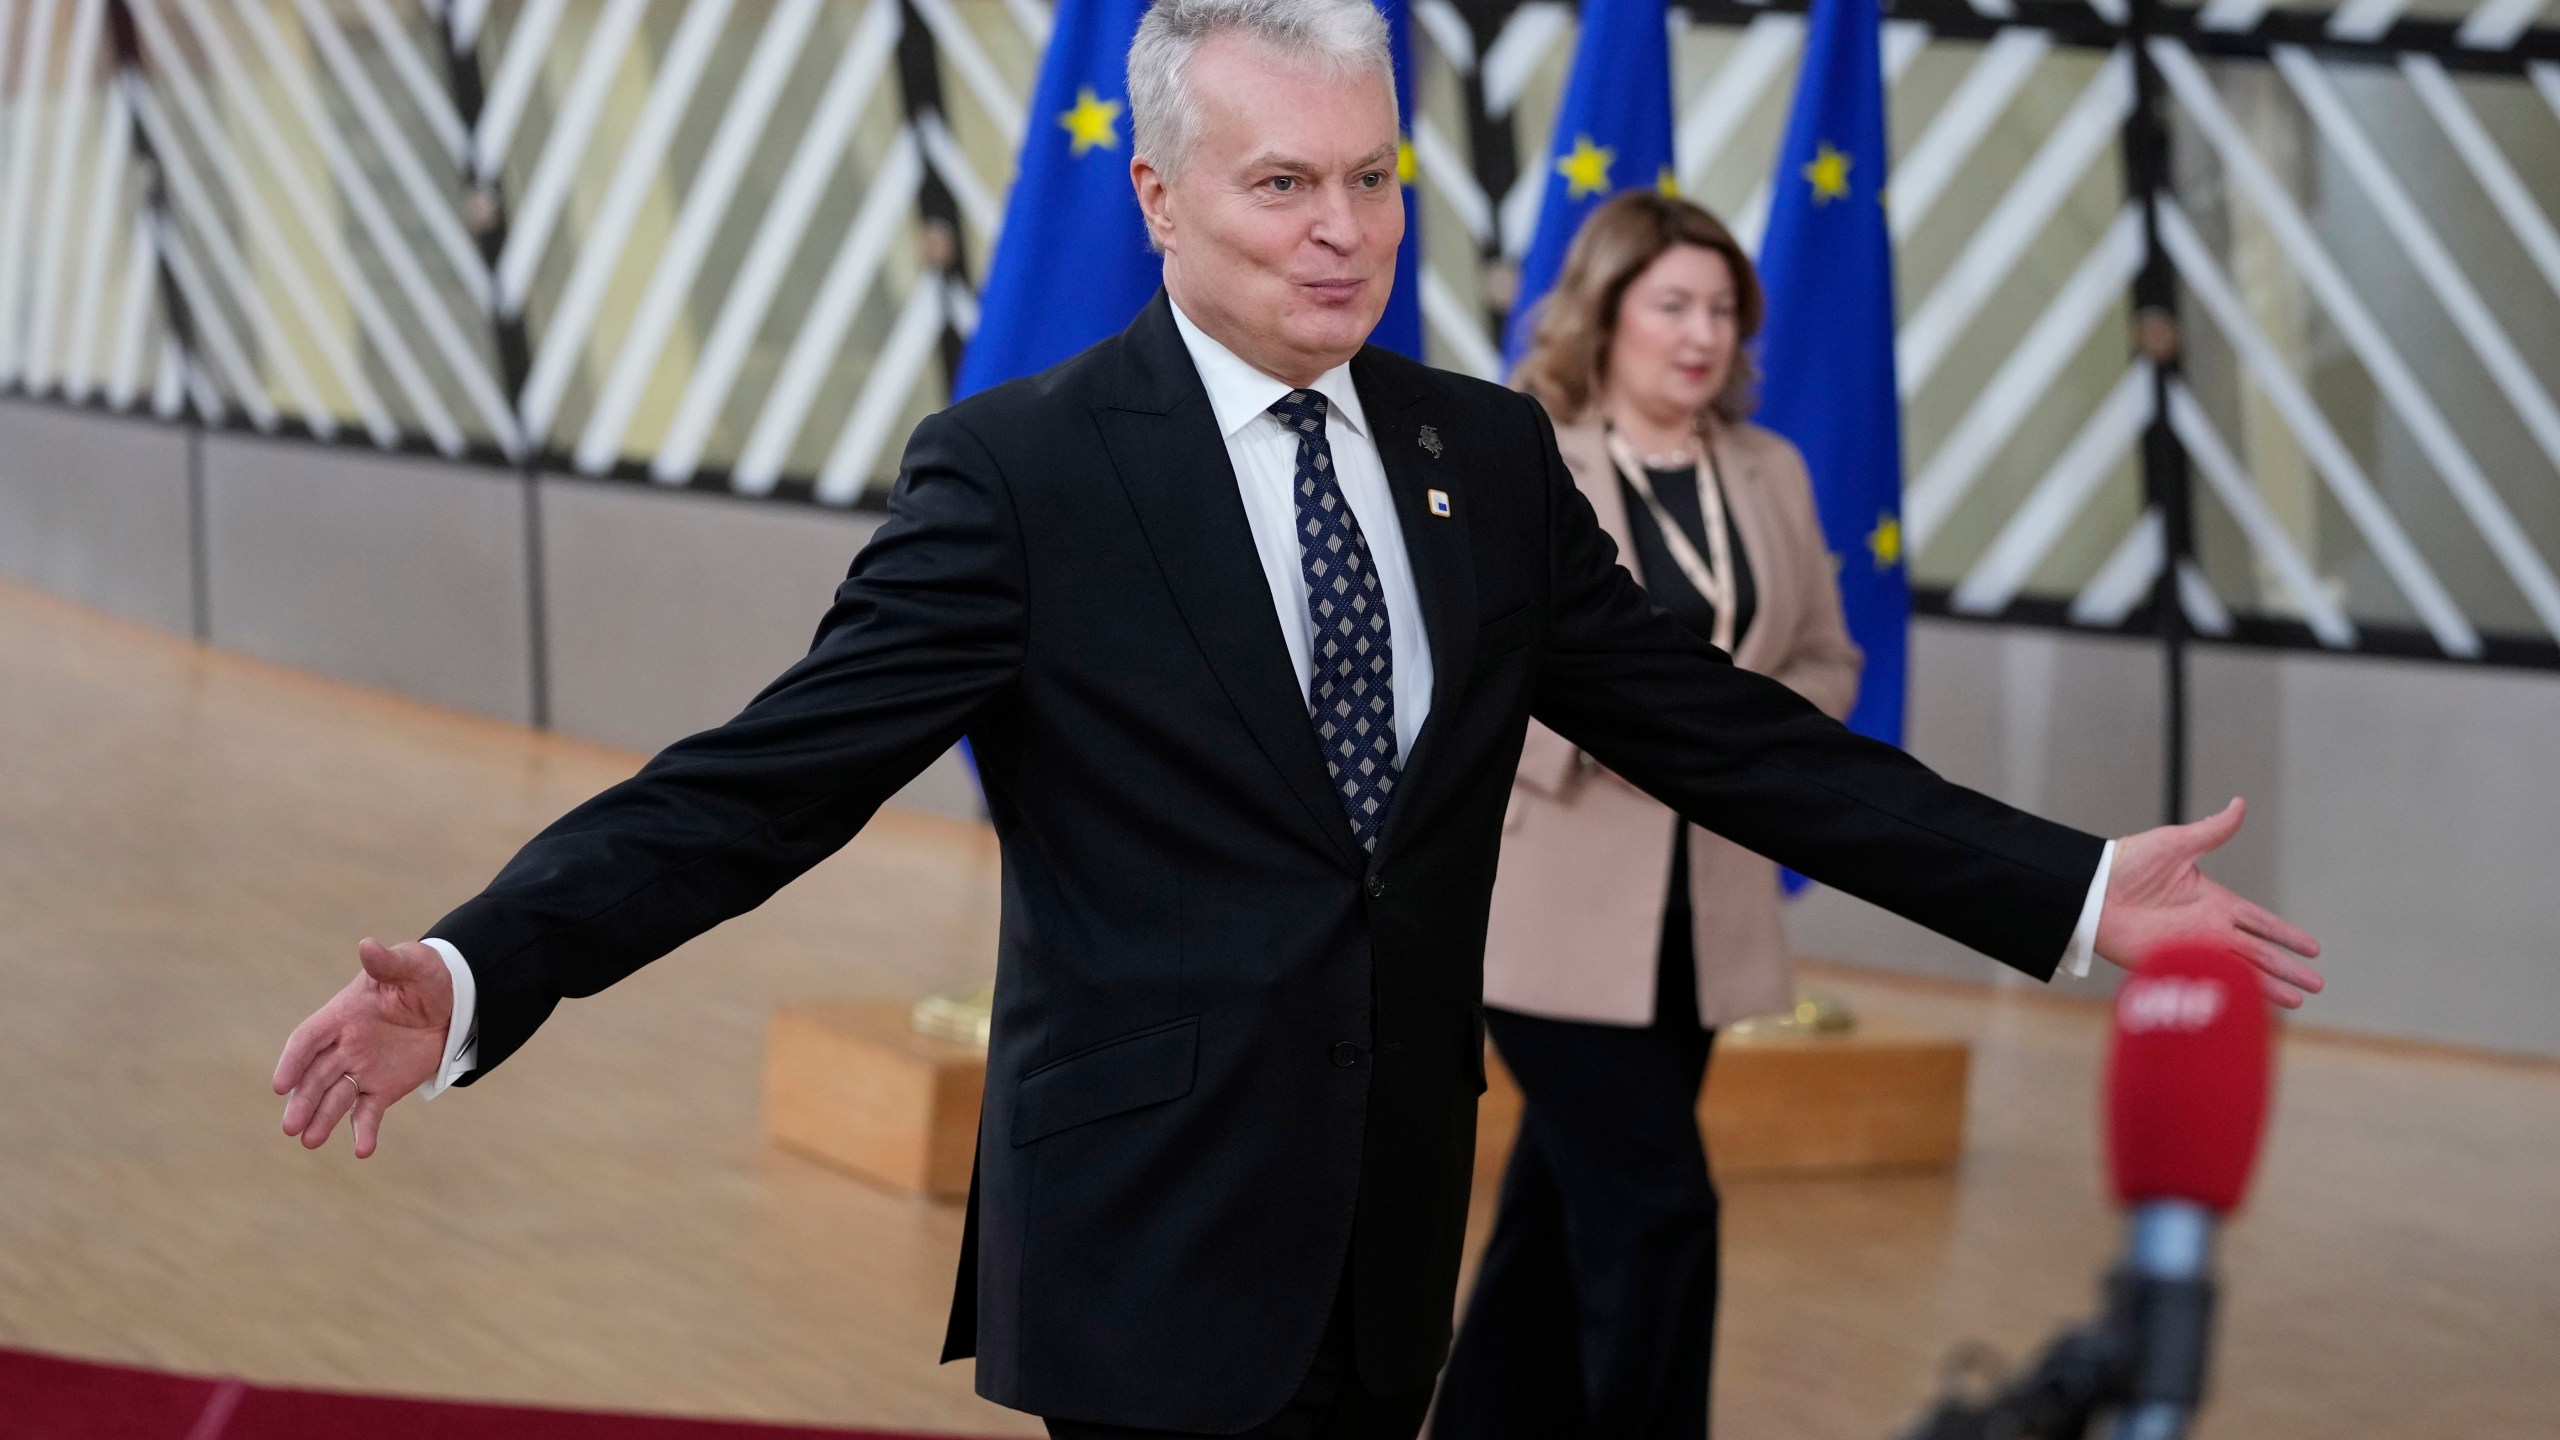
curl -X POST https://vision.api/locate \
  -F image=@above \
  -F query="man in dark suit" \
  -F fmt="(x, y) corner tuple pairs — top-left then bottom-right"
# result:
(274, 0), (2321, 1434)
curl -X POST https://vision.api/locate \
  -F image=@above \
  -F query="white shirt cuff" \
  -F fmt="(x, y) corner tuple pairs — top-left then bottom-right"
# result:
(419, 937), (479, 1098)
(2058, 835), (2119, 978)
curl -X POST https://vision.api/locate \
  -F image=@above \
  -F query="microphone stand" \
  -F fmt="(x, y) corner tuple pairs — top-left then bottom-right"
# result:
(1895, 1204), (2217, 1440)
(1893, 1317), (2125, 1440)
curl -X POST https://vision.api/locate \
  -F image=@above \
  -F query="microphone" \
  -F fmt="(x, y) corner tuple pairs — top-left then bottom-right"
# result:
(1893, 941), (2274, 1440)
(2100, 940), (2273, 1440)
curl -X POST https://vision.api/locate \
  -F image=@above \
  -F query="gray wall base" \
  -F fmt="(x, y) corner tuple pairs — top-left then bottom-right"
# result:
(0, 400), (195, 633)
(1788, 623), (2560, 1058)
(0, 402), (979, 822)
(202, 434), (534, 724)
(1785, 624), (2164, 1006)
(538, 474), (982, 819)
(6, 399), (2554, 1053)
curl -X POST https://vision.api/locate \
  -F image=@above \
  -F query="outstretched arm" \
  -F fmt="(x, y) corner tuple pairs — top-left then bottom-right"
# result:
(1517, 396), (2320, 998)
(273, 413), (1028, 1155)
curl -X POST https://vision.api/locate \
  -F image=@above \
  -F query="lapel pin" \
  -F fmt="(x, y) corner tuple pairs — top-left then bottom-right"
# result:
(1427, 488), (1452, 518)
(1417, 425), (1443, 459)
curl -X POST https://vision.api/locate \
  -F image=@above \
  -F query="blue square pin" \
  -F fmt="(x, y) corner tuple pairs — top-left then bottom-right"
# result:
(1427, 489), (1452, 518)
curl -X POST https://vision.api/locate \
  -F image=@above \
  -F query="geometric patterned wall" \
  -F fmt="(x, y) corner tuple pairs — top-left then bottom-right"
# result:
(3, 0), (2557, 665)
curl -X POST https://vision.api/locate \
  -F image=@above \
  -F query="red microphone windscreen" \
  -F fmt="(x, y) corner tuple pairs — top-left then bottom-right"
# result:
(2105, 941), (2273, 1214)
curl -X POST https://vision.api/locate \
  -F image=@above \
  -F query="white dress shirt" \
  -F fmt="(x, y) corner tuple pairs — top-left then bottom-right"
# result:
(1167, 300), (1437, 760)
(420, 306), (2105, 1097)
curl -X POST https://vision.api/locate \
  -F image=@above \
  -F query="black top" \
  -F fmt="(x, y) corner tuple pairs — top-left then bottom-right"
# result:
(429, 291), (2108, 1433)
(1617, 460), (1757, 991)
(1616, 460), (1757, 652)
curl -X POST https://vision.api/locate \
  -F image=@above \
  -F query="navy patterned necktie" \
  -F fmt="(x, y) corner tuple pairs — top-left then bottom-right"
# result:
(1268, 389), (1400, 853)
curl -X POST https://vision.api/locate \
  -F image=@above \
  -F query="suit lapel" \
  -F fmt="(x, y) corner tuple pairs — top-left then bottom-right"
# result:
(1354, 350), (1476, 825)
(1096, 297), (1367, 872)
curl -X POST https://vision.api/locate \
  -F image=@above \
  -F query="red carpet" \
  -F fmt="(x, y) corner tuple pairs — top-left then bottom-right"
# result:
(0, 1346), (1005, 1439)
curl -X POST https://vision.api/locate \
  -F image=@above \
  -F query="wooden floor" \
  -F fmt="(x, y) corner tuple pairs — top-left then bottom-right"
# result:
(3, 576), (2554, 1439)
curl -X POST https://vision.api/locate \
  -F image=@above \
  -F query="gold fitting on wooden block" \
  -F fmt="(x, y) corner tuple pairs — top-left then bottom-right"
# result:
(1726, 987), (1858, 1038)
(910, 987), (994, 1047)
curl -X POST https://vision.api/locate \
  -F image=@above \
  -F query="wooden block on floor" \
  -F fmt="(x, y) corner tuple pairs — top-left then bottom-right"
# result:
(1475, 1021), (1969, 1182)
(764, 1002), (984, 1199)
(765, 1001), (1964, 1197)
(1703, 1023), (1971, 1176)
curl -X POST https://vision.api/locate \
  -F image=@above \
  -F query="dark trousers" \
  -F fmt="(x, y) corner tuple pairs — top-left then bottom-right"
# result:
(1433, 831), (1722, 1440)
(1045, 1261), (1435, 1440)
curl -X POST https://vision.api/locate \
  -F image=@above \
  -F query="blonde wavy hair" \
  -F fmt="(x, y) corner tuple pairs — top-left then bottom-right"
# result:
(1511, 190), (1764, 428)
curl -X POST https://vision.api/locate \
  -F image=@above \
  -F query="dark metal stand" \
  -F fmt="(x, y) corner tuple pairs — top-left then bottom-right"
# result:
(439, 5), (550, 728)
(2121, 0), (2194, 827)
(895, 1), (978, 391)
(105, 0), (211, 642)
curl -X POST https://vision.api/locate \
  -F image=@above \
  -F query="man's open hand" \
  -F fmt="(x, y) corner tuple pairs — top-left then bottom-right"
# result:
(2098, 797), (2325, 1008)
(272, 938), (453, 1158)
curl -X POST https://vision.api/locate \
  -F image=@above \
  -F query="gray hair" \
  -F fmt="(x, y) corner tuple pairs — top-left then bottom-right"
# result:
(1126, 0), (1397, 179)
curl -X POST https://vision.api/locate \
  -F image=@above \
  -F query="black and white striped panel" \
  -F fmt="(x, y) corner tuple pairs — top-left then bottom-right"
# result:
(4, 0), (2558, 666)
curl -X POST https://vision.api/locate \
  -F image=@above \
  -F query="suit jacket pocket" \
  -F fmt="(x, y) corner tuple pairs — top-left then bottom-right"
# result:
(1010, 1017), (1200, 1147)
(1477, 603), (1536, 658)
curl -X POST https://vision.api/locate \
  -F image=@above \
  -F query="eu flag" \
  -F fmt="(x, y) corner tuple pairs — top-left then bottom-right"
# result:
(1754, 0), (1908, 750)
(1375, 0), (1423, 359)
(954, 0), (1157, 398)
(1504, 0), (1675, 364)
(961, 0), (1429, 394)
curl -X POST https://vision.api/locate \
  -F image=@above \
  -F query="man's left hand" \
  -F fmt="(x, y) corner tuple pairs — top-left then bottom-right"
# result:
(2098, 797), (2325, 1008)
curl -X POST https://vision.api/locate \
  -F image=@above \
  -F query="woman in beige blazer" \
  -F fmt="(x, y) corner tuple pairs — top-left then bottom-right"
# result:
(1434, 193), (1861, 1440)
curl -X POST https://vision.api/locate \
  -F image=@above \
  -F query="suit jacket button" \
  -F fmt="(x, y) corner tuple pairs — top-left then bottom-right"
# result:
(1365, 875), (1389, 900)
(1331, 1041), (1360, 1068)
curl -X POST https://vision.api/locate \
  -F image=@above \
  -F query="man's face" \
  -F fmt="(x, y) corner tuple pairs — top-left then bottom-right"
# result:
(1133, 35), (1404, 386)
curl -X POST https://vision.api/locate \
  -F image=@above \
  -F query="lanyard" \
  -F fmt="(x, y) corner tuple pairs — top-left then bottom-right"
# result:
(1605, 427), (1738, 654)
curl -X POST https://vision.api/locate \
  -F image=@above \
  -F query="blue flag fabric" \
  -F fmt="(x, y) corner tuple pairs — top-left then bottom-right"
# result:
(960, 0), (1428, 396)
(1754, 0), (1908, 752)
(954, 0), (1157, 398)
(1503, 0), (1675, 366)
(1375, 0), (1423, 359)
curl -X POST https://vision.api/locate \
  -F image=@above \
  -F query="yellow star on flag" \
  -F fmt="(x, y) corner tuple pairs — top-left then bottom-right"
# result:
(1867, 511), (1902, 570)
(1058, 86), (1123, 157)
(1803, 141), (1852, 205)
(1555, 134), (1615, 201)
(1656, 164), (1678, 197)
(1398, 138), (1416, 185)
